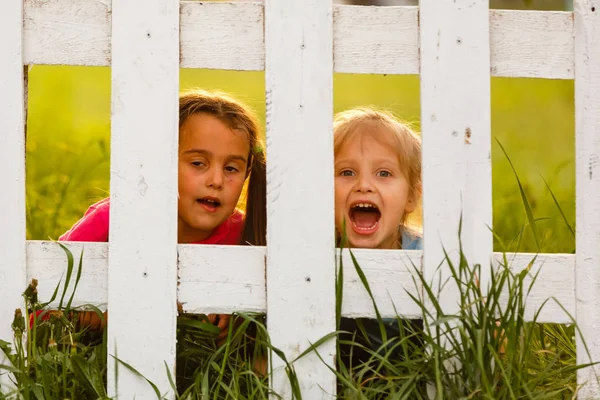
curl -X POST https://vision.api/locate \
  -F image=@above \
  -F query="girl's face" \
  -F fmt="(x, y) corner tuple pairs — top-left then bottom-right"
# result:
(334, 131), (415, 249)
(178, 113), (250, 243)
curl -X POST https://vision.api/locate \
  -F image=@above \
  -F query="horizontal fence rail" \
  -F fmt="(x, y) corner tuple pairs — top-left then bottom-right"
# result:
(23, 0), (574, 78)
(27, 241), (576, 324)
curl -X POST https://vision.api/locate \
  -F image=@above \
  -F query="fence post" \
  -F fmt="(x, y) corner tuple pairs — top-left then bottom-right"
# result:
(107, 0), (180, 397)
(0, 0), (27, 391)
(575, 0), (600, 397)
(419, 0), (493, 320)
(264, 0), (336, 397)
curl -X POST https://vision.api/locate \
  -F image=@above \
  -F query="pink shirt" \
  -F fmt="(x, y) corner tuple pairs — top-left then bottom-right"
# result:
(59, 197), (244, 245)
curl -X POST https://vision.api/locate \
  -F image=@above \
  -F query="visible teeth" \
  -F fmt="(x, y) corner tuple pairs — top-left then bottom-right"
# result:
(352, 221), (378, 230)
(354, 203), (376, 209)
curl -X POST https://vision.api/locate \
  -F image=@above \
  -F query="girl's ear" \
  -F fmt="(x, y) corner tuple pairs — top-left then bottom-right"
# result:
(404, 186), (420, 214)
(404, 197), (417, 214)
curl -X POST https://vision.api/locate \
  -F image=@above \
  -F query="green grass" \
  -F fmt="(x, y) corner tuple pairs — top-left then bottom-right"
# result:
(0, 245), (276, 400)
(26, 66), (575, 254)
(331, 237), (588, 399)
(1, 231), (590, 399)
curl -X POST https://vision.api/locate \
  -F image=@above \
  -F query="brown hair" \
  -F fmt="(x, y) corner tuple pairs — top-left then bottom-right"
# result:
(333, 107), (422, 230)
(179, 89), (266, 246)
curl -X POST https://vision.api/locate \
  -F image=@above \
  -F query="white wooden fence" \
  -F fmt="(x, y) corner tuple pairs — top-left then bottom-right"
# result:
(0, 0), (598, 398)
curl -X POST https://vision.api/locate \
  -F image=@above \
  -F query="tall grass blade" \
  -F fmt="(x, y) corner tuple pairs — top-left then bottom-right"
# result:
(164, 361), (179, 400)
(56, 242), (75, 309)
(65, 247), (85, 313)
(292, 331), (342, 363)
(110, 354), (163, 399)
(70, 354), (99, 396)
(348, 250), (386, 342)
(540, 174), (575, 240)
(336, 247), (344, 331)
(39, 276), (63, 308)
(496, 137), (541, 251)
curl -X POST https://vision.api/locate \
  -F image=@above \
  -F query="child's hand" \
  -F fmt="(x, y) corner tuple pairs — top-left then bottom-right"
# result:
(207, 314), (231, 344)
(79, 310), (107, 332)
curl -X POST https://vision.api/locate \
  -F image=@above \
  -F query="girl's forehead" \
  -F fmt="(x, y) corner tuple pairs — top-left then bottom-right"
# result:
(338, 127), (399, 156)
(181, 114), (246, 138)
(179, 114), (250, 153)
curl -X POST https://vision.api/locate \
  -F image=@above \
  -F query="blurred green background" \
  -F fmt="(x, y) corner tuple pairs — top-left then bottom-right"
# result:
(25, 0), (575, 254)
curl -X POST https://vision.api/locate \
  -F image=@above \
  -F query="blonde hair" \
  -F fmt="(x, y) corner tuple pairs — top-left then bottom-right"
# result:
(179, 89), (266, 246)
(333, 107), (422, 228)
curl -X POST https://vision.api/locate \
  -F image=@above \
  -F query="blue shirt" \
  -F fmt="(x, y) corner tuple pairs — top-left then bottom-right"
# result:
(402, 228), (423, 250)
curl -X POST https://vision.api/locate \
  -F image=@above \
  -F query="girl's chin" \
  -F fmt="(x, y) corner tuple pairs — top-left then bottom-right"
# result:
(347, 236), (380, 249)
(347, 233), (400, 250)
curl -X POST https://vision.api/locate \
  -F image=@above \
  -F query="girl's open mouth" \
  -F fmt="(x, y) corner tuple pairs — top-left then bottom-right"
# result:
(197, 197), (221, 213)
(349, 202), (380, 235)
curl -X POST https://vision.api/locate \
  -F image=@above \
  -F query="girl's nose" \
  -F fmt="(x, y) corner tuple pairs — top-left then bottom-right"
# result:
(354, 173), (374, 193)
(206, 167), (224, 189)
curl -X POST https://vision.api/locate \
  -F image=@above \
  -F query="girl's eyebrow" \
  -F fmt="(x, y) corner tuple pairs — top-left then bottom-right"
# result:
(372, 158), (400, 166)
(183, 149), (209, 155)
(334, 158), (400, 171)
(227, 155), (248, 164)
(183, 149), (247, 164)
(334, 157), (357, 165)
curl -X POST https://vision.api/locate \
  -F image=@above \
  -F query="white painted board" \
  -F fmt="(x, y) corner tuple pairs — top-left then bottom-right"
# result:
(26, 242), (577, 323)
(107, 0), (179, 397)
(264, 0), (336, 397)
(22, 0), (573, 79)
(0, 0), (26, 392)
(419, 0), (493, 314)
(575, 0), (600, 397)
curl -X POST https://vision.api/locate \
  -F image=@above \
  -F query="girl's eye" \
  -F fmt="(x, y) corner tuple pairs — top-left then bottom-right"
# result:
(191, 161), (205, 167)
(377, 170), (392, 178)
(340, 170), (354, 177)
(225, 166), (240, 173)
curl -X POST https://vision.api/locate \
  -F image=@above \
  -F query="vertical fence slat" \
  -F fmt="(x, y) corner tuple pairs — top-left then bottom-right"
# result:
(0, 0), (27, 387)
(107, 0), (179, 397)
(265, 0), (336, 397)
(575, 0), (600, 397)
(419, 0), (493, 305)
